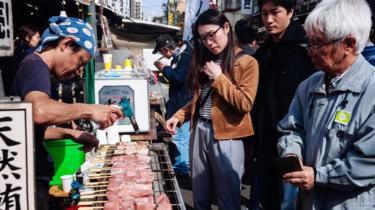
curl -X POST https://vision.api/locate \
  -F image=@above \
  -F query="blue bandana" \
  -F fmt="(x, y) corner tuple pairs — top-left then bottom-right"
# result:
(36, 16), (96, 57)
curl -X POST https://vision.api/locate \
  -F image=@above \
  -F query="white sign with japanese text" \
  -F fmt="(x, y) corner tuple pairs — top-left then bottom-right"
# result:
(241, 0), (253, 15)
(0, 103), (34, 210)
(0, 0), (13, 56)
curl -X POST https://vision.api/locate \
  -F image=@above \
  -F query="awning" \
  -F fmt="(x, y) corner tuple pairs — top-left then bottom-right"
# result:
(111, 18), (181, 42)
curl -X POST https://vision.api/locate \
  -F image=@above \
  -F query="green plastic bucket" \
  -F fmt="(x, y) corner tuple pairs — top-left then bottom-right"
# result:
(44, 139), (85, 187)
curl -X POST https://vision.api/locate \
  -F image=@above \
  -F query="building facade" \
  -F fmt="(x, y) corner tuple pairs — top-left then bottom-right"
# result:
(130, 0), (142, 20)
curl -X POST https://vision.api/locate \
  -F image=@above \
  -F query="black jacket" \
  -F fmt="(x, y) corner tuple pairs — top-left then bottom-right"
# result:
(252, 20), (315, 158)
(1, 43), (34, 96)
(161, 40), (193, 119)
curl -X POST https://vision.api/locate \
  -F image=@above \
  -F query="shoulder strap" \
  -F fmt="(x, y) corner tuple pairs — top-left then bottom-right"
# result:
(199, 88), (213, 107)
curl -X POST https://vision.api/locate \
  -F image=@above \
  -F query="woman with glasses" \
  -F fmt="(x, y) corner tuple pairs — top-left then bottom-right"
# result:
(278, 0), (375, 209)
(251, 0), (315, 209)
(165, 9), (259, 210)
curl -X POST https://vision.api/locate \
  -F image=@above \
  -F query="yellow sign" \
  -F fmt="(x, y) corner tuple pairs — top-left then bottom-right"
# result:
(168, 12), (174, 25)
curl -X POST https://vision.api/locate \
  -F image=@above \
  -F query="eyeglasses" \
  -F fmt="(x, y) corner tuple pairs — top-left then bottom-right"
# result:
(198, 25), (223, 44)
(307, 38), (342, 50)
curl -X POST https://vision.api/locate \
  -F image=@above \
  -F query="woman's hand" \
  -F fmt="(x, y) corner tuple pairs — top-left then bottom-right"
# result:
(203, 61), (222, 80)
(165, 117), (180, 135)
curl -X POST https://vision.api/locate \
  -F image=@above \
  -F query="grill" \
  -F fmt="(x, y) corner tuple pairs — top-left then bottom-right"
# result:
(77, 142), (186, 210)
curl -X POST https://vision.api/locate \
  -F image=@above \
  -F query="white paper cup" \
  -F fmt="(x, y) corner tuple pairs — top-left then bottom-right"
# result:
(107, 125), (120, 144)
(96, 129), (107, 145)
(61, 174), (74, 193)
(103, 54), (112, 71)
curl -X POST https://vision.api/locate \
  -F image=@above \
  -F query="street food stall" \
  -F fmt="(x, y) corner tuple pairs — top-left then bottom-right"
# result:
(76, 142), (186, 210)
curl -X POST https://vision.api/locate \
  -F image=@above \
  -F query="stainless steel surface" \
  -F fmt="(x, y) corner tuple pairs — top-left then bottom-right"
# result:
(80, 143), (186, 210)
(149, 143), (186, 210)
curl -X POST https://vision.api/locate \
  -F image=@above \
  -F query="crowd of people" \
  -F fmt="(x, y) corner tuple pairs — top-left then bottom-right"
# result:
(163, 0), (375, 209)
(1, 0), (375, 209)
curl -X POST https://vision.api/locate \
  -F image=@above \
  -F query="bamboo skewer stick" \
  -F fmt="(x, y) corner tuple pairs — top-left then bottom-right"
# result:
(80, 193), (106, 199)
(89, 167), (112, 172)
(78, 207), (104, 210)
(84, 184), (109, 188)
(78, 200), (107, 206)
(89, 174), (112, 179)
(80, 189), (107, 195)
(84, 181), (109, 186)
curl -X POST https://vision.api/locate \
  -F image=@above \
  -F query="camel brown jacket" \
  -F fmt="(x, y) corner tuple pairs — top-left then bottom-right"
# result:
(173, 49), (259, 140)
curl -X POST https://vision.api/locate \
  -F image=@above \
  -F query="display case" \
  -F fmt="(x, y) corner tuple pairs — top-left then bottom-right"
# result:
(94, 70), (150, 133)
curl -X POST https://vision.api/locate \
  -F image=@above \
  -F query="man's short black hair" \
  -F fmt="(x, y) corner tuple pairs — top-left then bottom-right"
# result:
(235, 19), (258, 45)
(258, 0), (296, 12)
(40, 37), (82, 53)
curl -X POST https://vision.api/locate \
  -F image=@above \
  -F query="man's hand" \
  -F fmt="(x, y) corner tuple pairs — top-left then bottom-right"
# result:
(89, 104), (123, 129)
(283, 166), (315, 190)
(72, 131), (99, 152)
(154, 61), (166, 70)
(203, 61), (222, 80)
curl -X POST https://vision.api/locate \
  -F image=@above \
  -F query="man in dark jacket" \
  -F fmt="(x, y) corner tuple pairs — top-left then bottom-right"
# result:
(251, 0), (315, 209)
(153, 34), (192, 175)
(235, 19), (258, 56)
(362, 28), (375, 66)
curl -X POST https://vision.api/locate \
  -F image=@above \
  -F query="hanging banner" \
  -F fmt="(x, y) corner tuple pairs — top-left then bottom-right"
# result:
(183, 0), (210, 41)
(241, 0), (253, 15)
(0, 102), (35, 210)
(99, 10), (113, 49)
(0, 0), (13, 57)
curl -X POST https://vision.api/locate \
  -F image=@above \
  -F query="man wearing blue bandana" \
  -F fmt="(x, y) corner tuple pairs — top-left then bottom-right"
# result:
(11, 16), (123, 210)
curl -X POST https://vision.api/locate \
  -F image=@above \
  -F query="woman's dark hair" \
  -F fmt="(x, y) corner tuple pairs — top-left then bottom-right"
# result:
(14, 24), (39, 48)
(258, 0), (296, 13)
(188, 9), (236, 91)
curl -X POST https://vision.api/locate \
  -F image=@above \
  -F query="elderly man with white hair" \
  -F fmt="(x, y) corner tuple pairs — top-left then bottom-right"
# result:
(277, 0), (375, 209)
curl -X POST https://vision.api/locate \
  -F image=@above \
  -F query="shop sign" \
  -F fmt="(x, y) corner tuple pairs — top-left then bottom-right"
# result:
(0, 0), (13, 56)
(0, 103), (35, 210)
(241, 0), (253, 15)
(99, 13), (113, 48)
(168, 12), (174, 26)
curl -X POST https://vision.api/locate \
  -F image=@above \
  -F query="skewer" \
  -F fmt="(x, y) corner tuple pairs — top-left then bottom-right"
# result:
(80, 189), (107, 195)
(86, 184), (109, 188)
(84, 181), (109, 186)
(89, 167), (112, 172)
(89, 174), (112, 179)
(78, 207), (104, 210)
(89, 172), (112, 176)
(80, 193), (106, 199)
(91, 158), (111, 163)
(157, 56), (164, 61)
(78, 200), (107, 206)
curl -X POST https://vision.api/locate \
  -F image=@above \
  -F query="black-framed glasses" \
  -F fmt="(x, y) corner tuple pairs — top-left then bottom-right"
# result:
(198, 24), (223, 44)
(307, 38), (342, 50)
